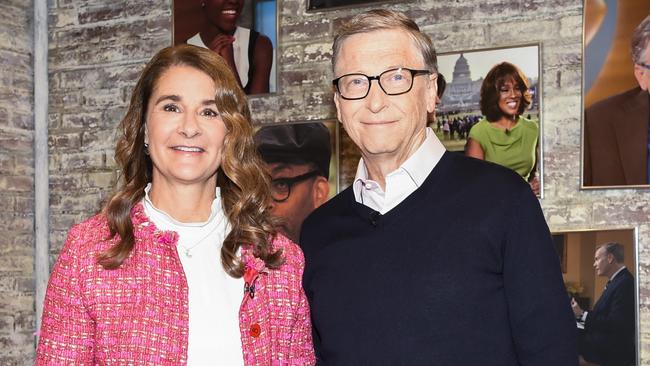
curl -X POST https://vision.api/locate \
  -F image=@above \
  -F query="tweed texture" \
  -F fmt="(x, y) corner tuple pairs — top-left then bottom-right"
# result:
(35, 203), (315, 365)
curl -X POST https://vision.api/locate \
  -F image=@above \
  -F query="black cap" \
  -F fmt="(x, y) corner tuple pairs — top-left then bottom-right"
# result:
(254, 123), (332, 178)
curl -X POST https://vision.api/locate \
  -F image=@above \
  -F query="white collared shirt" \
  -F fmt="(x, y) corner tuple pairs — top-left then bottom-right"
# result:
(352, 127), (446, 214)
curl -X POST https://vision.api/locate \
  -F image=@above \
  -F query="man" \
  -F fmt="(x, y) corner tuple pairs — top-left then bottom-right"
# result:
(300, 9), (577, 365)
(572, 243), (635, 366)
(255, 123), (331, 243)
(584, 15), (650, 186)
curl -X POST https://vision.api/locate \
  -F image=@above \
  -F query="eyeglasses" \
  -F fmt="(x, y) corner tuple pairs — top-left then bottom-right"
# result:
(637, 62), (650, 70)
(332, 67), (431, 100)
(270, 170), (321, 203)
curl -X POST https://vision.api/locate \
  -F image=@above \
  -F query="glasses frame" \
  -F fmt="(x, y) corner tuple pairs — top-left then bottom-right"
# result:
(270, 170), (321, 203)
(636, 62), (650, 70)
(332, 67), (431, 100)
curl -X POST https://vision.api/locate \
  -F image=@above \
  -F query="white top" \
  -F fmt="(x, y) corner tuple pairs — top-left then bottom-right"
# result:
(353, 127), (446, 214)
(143, 184), (244, 366)
(187, 27), (251, 88)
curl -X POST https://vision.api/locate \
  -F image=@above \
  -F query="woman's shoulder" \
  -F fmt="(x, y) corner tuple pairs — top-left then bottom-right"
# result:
(468, 118), (490, 135)
(518, 116), (539, 133)
(63, 213), (112, 252)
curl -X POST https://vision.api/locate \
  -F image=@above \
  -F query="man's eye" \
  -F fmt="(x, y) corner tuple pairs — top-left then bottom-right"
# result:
(273, 181), (289, 191)
(163, 104), (180, 112)
(346, 77), (368, 89)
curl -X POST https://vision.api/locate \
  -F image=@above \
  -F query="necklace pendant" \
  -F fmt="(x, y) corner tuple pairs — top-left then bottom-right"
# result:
(185, 249), (192, 258)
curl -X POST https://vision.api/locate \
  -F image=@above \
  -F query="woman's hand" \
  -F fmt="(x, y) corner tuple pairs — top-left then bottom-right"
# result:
(207, 35), (242, 87)
(528, 176), (540, 195)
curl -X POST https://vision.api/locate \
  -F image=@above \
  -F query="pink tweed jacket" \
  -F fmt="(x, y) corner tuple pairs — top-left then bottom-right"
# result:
(36, 203), (315, 365)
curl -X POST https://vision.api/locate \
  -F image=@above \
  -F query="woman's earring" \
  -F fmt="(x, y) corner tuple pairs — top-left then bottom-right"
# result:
(144, 142), (150, 155)
(201, 1), (205, 7)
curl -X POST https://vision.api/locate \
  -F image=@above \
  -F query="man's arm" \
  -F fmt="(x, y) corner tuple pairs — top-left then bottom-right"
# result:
(503, 184), (578, 366)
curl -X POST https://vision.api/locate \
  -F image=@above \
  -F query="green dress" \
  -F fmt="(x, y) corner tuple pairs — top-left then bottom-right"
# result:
(468, 117), (539, 181)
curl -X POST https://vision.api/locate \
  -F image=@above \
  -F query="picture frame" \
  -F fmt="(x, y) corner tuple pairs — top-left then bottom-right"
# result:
(580, 0), (650, 188)
(172, 0), (279, 95)
(307, 0), (394, 12)
(551, 227), (639, 366)
(254, 120), (340, 199)
(436, 43), (543, 197)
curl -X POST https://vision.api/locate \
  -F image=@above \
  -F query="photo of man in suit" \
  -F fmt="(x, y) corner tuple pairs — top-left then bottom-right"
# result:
(572, 242), (636, 366)
(583, 15), (650, 186)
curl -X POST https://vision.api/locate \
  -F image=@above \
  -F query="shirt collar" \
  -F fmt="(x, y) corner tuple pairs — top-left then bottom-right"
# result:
(353, 127), (446, 203)
(610, 266), (626, 281)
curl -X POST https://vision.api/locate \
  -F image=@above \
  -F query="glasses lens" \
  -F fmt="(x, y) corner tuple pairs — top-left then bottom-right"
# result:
(271, 180), (290, 202)
(380, 68), (413, 95)
(338, 74), (369, 99)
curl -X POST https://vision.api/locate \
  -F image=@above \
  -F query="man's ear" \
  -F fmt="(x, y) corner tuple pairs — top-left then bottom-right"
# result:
(312, 176), (330, 208)
(334, 92), (343, 123)
(634, 64), (649, 91)
(426, 73), (438, 114)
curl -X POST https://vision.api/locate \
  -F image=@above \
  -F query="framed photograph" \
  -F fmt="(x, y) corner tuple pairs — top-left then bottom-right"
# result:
(581, 0), (650, 188)
(173, 0), (278, 95)
(437, 44), (543, 196)
(551, 228), (638, 365)
(307, 0), (393, 12)
(254, 120), (340, 199)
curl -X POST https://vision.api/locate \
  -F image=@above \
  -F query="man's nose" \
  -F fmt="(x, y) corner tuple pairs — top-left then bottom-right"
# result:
(365, 80), (388, 113)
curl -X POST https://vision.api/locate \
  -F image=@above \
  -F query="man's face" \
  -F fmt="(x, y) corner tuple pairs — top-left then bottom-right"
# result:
(634, 42), (650, 91)
(333, 29), (437, 163)
(267, 163), (328, 243)
(593, 247), (612, 277)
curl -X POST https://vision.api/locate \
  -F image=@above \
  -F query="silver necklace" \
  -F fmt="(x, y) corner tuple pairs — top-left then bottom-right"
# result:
(178, 223), (220, 258)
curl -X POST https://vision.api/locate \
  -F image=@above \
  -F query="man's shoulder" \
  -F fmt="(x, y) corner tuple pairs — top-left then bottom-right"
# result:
(303, 186), (353, 226)
(586, 87), (644, 118)
(443, 152), (529, 191)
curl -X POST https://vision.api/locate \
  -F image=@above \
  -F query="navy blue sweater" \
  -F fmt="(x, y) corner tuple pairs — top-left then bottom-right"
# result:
(301, 152), (577, 366)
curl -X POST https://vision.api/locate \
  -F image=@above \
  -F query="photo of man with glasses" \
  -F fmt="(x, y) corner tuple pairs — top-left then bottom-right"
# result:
(254, 123), (331, 243)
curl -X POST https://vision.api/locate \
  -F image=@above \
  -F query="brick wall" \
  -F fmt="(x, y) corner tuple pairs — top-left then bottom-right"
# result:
(23, 0), (650, 364)
(0, 0), (35, 364)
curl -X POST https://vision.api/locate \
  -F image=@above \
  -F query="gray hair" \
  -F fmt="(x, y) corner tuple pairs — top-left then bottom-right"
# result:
(631, 15), (650, 64)
(598, 242), (625, 263)
(331, 9), (439, 74)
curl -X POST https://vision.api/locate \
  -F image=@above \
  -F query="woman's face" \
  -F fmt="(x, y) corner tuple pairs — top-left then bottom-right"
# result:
(497, 77), (522, 118)
(145, 65), (227, 188)
(204, 0), (245, 33)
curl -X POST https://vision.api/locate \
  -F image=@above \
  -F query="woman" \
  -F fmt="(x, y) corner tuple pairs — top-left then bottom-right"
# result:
(36, 45), (314, 365)
(465, 62), (540, 194)
(187, 0), (274, 94)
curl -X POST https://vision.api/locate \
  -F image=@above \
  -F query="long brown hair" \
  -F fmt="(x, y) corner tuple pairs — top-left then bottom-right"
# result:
(98, 44), (281, 277)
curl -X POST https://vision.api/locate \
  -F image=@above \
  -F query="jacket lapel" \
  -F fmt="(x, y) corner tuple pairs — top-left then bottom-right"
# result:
(614, 89), (650, 184)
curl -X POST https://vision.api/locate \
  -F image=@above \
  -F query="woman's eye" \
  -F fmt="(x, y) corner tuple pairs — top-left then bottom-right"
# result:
(163, 104), (180, 112)
(201, 108), (219, 118)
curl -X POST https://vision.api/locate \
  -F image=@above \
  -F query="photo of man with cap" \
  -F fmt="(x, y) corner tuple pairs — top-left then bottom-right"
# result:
(254, 123), (332, 243)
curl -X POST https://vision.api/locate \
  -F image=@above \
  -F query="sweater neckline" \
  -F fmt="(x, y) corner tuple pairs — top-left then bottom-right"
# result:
(347, 151), (452, 226)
